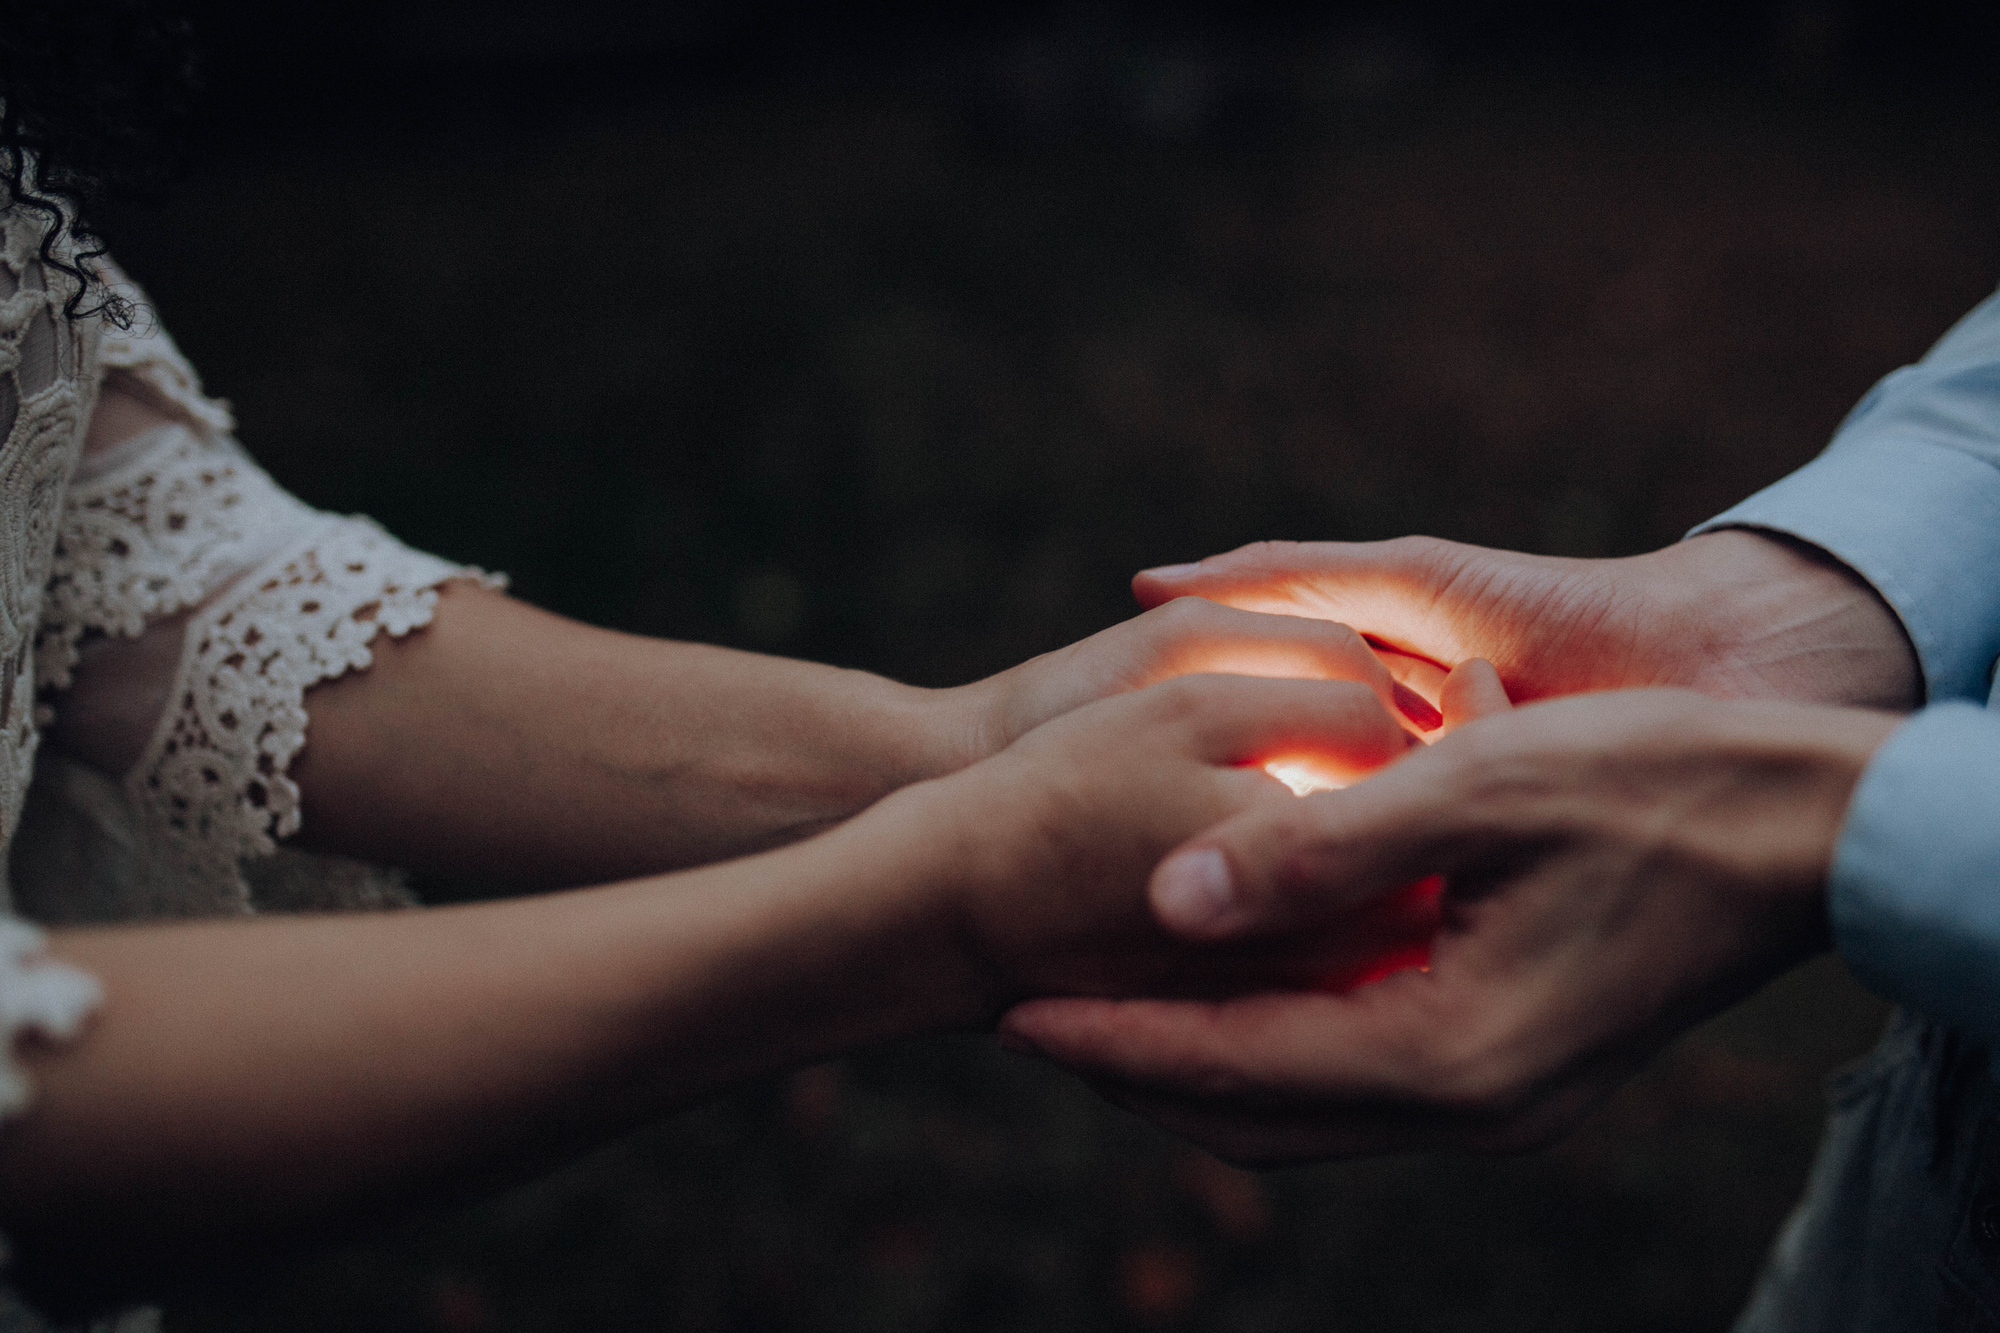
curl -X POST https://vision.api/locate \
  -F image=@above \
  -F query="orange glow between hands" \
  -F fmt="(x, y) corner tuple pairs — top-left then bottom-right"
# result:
(1312, 874), (1445, 993)
(1262, 759), (1347, 796)
(1316, 937), (1433, 992)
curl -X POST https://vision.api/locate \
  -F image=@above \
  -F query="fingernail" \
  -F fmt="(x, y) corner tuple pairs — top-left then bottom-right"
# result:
(1393, 681), (1443, 732)
(1152, 848), (1236, 933)
(1143, 562), (1202, 579)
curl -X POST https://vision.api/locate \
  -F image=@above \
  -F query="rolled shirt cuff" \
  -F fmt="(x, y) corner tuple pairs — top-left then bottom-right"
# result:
(1830, 702), (2000, 1046)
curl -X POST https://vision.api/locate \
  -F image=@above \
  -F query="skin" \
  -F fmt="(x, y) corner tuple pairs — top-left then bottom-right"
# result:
(52, 382), (1427, 888)
(1129, 530), (1922, 711)
(5, 675), (1412, 1298)
(10, 386), (1430, 1299)
(1001, 532), (1920, 1165)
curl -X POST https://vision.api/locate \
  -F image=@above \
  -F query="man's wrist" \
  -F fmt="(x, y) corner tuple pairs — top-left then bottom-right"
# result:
(1651, 531), (1921, 710)
(1700, 698), (1902, 911)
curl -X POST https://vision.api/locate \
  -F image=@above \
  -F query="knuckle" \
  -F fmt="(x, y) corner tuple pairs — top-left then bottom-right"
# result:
(1386, 533), (1446, 561)
(1385, 534), (1467, 583)
(1302, 618), (1377, 665)
(1148, 672), (1220, 721)
(1152, 594), (1213, 632)
(1321, 619), (1367, 648)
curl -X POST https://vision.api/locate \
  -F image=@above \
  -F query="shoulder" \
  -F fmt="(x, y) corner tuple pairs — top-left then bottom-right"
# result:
(88, 257), (236, 438)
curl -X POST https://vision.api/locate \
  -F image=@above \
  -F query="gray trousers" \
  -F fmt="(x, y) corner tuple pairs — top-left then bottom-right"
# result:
(1737, 1010), (2000, 1332)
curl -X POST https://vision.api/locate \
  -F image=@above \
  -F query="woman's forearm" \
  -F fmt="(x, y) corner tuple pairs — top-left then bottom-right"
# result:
(54, 380), (984, 888)
(282, 583), (1410, 889)
(288, 583), (977, 886)
(0, 784), (984, 1262)
(2, 671), (1403, 1300)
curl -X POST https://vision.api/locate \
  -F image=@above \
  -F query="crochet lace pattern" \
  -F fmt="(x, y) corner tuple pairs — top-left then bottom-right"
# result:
(42, 426), (498, 905)
(37, 425), (302, 695)
(0, 917), (100, 1117)
(0, 216), (488, 1328)
(135, 513), (489, 900)
(0, 217), (95, 858)
(0, 208), (104, 1171)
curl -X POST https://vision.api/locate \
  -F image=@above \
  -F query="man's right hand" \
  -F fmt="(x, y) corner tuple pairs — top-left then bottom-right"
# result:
(1132, 530), (1922, 712)
(998, 689), (1900, 1166)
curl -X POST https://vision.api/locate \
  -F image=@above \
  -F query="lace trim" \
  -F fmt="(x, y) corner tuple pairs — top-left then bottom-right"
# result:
(126, 519), (500, 906)
(38, 425), (312, 695)
(94, 262), (234, 439)
(0, 210), (100, 866)
(0, 917), (100, 1119)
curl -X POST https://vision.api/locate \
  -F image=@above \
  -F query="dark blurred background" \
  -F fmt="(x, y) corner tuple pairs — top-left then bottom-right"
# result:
(98, 2), (2000, 1329)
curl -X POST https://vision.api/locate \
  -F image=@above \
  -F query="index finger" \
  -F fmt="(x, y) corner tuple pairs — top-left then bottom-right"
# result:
(1146, 676), (1415, 781)
(1129, 600), (1433, 733)
(1133, 539), (1480, 669)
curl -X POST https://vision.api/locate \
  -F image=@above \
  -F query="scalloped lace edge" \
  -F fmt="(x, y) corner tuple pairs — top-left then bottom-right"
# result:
(124, 520), (502, 909)
(0, 917), (101, 1120)
(39, 424), (314, 696)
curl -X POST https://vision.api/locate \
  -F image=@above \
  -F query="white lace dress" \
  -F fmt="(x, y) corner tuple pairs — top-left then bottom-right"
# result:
(0, 210), (495, 1331)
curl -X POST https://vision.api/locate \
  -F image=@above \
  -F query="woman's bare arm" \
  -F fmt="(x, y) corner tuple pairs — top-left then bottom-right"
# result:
(285, 582), (972, 883)
(284, 580), (1417, 886)
(0, 676), (1406, 1295)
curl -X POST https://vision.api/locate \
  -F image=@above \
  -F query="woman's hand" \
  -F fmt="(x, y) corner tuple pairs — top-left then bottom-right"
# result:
(283, 591), (1434, 891)
(1, 672), (1425, 1290)
(884, 672), (1425, 1014)
(937, 596), (1444, 768)
(1129, 530), (1922, 712)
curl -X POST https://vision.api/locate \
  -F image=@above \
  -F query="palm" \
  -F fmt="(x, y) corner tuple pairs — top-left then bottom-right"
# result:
(1131, 532), (1920, 710)
(1134, 538), (1691, 703)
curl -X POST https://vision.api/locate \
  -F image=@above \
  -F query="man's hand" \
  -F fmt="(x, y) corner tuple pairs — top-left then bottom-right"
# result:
(1131, 531), (1922, 712)
(998, 690), (1900, 1165)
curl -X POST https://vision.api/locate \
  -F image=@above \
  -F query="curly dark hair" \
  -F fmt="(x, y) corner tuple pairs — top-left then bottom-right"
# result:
(0, 0), (199, 322)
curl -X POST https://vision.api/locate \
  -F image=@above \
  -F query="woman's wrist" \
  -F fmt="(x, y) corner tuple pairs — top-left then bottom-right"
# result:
(780, 772), (1017, 1028)
(901, 676), (1008, 782)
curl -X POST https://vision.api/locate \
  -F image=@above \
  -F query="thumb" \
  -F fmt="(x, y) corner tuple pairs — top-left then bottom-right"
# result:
(1438, 658), (1512, 733)
(1149, 763), (1455, 941)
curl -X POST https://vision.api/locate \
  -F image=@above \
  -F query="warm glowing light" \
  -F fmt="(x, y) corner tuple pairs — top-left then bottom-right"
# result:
(1263, 760), (1346, 796)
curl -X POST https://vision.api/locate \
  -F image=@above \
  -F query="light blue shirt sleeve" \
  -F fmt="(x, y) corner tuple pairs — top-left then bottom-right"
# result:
(1830, 701), (2000, 1047)
(1688, 286), (2000, 1041)
(1690, 285), (2000, 704)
